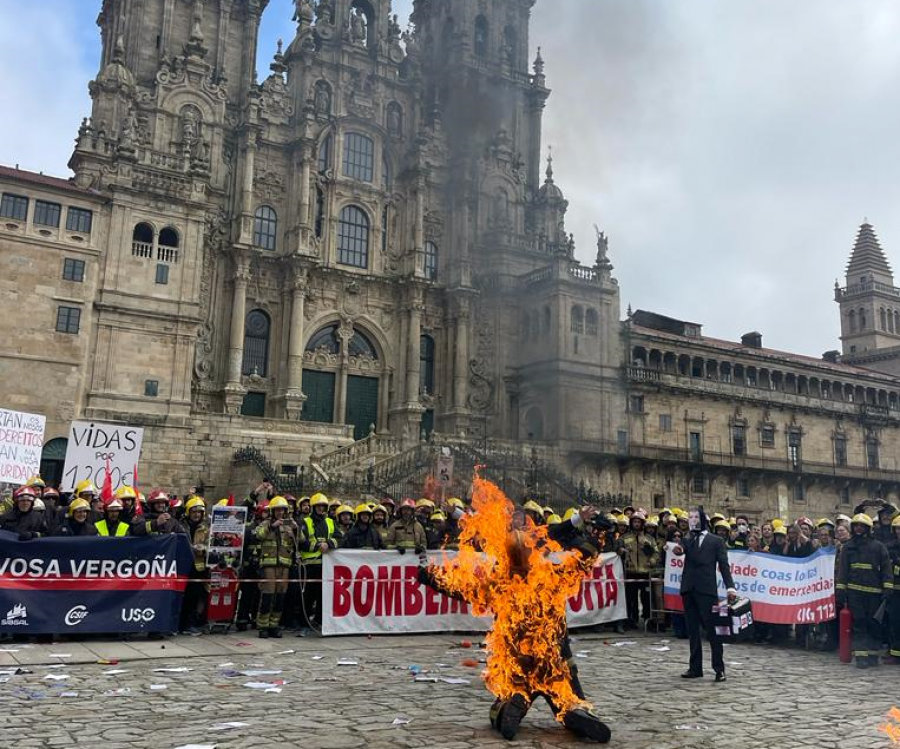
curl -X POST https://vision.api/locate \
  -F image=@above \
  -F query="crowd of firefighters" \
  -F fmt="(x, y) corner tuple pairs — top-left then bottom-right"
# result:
(1, 475), (898, 668)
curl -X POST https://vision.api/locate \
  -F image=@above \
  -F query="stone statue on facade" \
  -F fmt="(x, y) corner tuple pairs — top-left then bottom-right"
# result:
(350, 7), (367, 45)
(293, 0), (314, 26)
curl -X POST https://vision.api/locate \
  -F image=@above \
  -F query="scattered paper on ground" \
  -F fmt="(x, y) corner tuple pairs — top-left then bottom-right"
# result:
(439, 677), (470, 684)
(174, 744), (217, 749)
(650, 646), (671, 652)
(392, 717), (412, 726)
(152, 667), (192, 673)
(103, 669), (129, 676)
(676, 724), (709, 731)
(43, 674), (70, 681)
(149, 684), (168, 691)
(238, 669), (282, 677)
(611, 641), (636, 647)
(337, 659), (358, 666)
(209, 722), (249, 731)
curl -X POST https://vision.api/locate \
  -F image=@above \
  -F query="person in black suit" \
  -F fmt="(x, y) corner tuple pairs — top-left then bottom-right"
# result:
(672, 507), (737, 682)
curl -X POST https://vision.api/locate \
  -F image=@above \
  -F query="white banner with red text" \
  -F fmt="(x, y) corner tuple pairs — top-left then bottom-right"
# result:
(322, 550), (626, 636)
(662, 544), (836, 624)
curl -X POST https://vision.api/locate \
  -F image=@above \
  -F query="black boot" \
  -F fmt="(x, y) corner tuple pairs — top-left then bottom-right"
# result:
(868, 654), (881, 668)
(499, 694), (529, 741)
(563, 709), (612, 743)
(256, 593), (274, 636)
(855, 655), (870, 669)
(269, 627), (283, 638)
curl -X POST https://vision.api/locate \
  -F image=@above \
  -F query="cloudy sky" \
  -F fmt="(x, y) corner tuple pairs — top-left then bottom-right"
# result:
(3, 0), (900, 358)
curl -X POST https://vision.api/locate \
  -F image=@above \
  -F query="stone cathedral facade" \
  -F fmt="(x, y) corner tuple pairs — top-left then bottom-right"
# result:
(0, 0), (624, 490)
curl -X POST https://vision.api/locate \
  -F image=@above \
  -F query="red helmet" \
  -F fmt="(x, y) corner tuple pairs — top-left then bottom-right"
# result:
(14, 485), (38, 499)
(169, 497), (183, 510)
(105, 499), (124, 511)
(284, 494), (297, 505)
(256, 499), (270, 518)
(147, 489), (169, 505)
(43, 487), (60, 499)
(382, 497), (396, 507)
(399, 498), (416, 510)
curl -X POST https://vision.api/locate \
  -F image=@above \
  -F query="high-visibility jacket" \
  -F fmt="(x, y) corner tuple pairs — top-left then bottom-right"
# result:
(617, 530), (659, 574)
(96, 519), (129, 537)
(300, 515), (337, 563)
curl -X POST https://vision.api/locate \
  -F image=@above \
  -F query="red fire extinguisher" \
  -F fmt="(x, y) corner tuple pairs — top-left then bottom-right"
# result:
(839, 606), (853, 664)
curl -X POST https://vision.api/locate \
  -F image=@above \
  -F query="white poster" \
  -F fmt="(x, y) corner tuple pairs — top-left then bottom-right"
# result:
(322, 550), (625, 636)
(0, 408), (46, 486)
(61, 421), (144, 492)
(207, 505), (248, 568)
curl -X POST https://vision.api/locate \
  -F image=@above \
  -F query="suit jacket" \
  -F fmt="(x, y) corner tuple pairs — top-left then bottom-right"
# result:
(680, 532), (735, 597)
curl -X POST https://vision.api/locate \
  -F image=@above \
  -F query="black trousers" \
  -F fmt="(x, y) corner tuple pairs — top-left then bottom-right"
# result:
(625, 573), (651, 623)
(848, 591), (883, 657)
(682, 591), (724, 674)
(301, 562), (323, 627)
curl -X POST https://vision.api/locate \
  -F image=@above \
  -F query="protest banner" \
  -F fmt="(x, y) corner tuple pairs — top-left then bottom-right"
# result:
(206, 505), (248, 568)
(0, 531), (192, 634)
(322, 550), (625, 636)
(61, 420), (144, 492)
(0, 408), (46, 486)
(662, 544), (836, 624)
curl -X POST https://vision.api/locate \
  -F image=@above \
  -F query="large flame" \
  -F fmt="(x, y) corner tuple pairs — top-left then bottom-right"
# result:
(432, 476), (590, 717)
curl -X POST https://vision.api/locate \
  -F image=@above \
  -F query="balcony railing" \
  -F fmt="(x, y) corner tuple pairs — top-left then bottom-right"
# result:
(131, 241), (153, 259)
(837, 280), (900, 299)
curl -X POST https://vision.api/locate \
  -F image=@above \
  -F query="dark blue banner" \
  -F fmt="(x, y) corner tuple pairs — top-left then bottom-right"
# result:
(0, 531), (193, 634)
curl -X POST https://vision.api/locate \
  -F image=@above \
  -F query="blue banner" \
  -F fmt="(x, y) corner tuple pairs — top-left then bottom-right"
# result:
(0, 531), (193, 634)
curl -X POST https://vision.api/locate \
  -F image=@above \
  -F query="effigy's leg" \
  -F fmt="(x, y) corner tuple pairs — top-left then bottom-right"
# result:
(495, 693), (532, 741)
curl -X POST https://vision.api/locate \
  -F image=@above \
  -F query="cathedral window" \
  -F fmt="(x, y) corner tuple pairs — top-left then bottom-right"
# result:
(158, 227), (179, 263)
(242, 310), (271, 377)
(420, 335), (435, 395)
(66, 207), (93, 234)
(424, 240), (438, 281)
(315, 188), (326, 239)
(337, 205), (370, 269)
(0, 193), (28, 221)
(474, 16), (489, 58)
(570, 305), (584, 335)
(343, 132), (375, 182)
(586, 308), (599, 336)
(349, 330), (378, 359)
(253, 206), (278, 251)
(848, 309), (856, 333)
(858, 308), (866, 330)
(318, 134), (333, 174)
(55, 305), (81, 334)
(132, 222), (154, 258)
(880, 307), (887, 330)
(306, 324), (340, 354)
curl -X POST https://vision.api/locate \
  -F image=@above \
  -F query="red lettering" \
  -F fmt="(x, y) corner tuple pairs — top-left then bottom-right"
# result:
(605, 581), (618, 607)
(403, 566), (423, 616)
(332, 565), (352, 617)
(449, 597), (468, 615)
(425, 584), (440, 615)
(568, 585), (584, 612)
(353, 565), (375, 617)
(376, 565), (403, 616)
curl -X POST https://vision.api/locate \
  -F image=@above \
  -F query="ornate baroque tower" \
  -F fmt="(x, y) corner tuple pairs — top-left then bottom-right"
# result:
(835, 222), (900, 374)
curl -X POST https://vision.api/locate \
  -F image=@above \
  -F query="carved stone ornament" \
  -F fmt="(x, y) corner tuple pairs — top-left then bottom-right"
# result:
(194, 322), (214, 382)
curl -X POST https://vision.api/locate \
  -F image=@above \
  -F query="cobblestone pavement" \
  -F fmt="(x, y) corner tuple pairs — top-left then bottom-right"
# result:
(0, 631), (895, 749)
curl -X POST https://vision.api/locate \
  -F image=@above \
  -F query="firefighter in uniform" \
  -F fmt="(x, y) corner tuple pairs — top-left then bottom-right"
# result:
(96, 498), (130, 536)
(236, 500), (266, 632)
(836, 512), (893, 668)
(341, 503), (385, 549)
(132, 489), (185, 535)
(180, 496), (210, 634)
(299, 493), (339, 633)
(334, 504), (355, 543)
(255, 496), (299, 638)
(617, 510), (659, 628)
(372, 504), (390, 545)
(387, 498), (426, 554)
(1, 485), (49, 539)
(885, 515), (900, 664)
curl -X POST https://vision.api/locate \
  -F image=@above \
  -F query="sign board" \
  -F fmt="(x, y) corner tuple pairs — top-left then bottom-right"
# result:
(0, 408), (46, 486)
(207, 505), (248, 569)
(662, 544), (836, 624)
(61, 421), (144, 493)
(322, 550), (625, 636)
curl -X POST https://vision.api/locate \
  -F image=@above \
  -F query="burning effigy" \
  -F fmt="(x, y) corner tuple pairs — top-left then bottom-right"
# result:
(418, 477), (612, 742)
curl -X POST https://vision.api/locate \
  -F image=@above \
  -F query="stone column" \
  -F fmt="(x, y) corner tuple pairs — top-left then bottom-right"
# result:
(238, 132), (257, 244)
(223, 252), (251, 414)
(298, 142), (312, 229)
(283, 265), (309, 419)
(336, 323), (353, 426)
(413, 172), (425, 276)
(453, 298), (470, 410)
(406, 298), (423, 404)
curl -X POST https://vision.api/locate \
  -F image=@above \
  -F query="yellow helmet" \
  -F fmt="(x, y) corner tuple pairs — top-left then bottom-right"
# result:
(310, 492), (329, 507)
(563, 508), (577, 522)
(543, 506), (555, 515)
(616, 514), (628, 525)
(772, 518), (785, 530)
(185, 496), (206, 513)
(815, 517), (835, 529)
(710, 513), (725, 523)
(366, 502), (377, 511)
(430, 510), (447, 522)
(216, 498), (230, 507)
(547, 514), (562, 525)
(355, 503), (373, 516)
(728, 516), (737, 526)
(416, 498), (435, 510)
(328, 498), (341, 508)
(522, 500), (544, 514)
(851, 513), (874, 528)
(68, 498), (91, 516)
(25, 475), (45, 488)
(892, 515), (900, 528)
(646, 517), (658, 527)
(447, 497), (464, 509)
(670, 506), (683, 515)
(336, 504), (354, 516)
(675, 509), (689, 520)
(74, 479), (97, 497)
(114, 485), (137, 500)
(773, 525), (787, 536)
(373, 504), (388, 515)
(713, 520), (730, 531)
(835, 514), (851, 524)
(269, 496), (290, 510)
